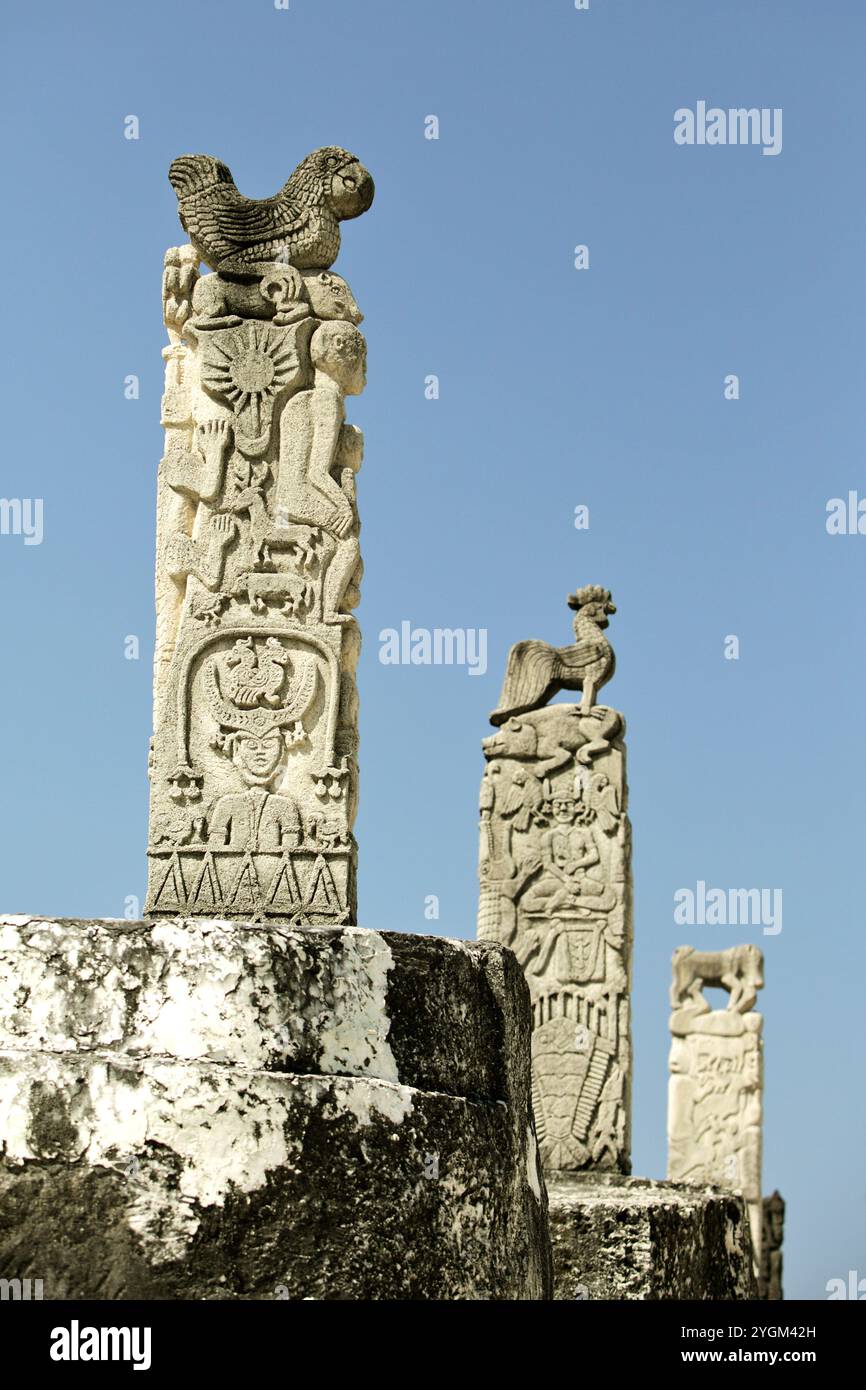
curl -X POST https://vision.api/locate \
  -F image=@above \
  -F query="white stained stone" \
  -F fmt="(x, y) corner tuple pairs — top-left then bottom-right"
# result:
(0, 917), (397, 1079)
(0, 916), (552, 1300)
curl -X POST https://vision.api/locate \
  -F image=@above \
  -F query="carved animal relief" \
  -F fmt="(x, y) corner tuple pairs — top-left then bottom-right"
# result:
(478, 588), (632, 1174)
(146, 148), (373, 924)
(667, 944), (765, 1270)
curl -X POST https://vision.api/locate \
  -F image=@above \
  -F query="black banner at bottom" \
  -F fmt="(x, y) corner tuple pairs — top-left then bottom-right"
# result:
(4, 1295), (858, 1376)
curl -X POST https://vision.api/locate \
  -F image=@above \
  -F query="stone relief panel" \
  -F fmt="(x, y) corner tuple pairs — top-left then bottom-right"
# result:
(478, 588), (632, 1174)
(146, 148), (373, 924)
(667, 944), (765, 1270)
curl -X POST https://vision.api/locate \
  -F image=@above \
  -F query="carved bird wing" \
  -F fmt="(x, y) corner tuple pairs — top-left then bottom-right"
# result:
(281, 655), (317, 722)
(501, 778), (527, 817)
(169, 153), (311, 267)
(200, 192), (311, 259)
(590, 775), (620, 833)
(490, 640), (558, 725)
(525, 774), (545, 811)
(563, 636), (609, 671)
(517, 774), (545, 830)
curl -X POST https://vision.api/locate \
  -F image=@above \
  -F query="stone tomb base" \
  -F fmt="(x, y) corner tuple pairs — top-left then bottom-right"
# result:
(0, 917), (551, 1300)
(548, 1173), (757, 1300)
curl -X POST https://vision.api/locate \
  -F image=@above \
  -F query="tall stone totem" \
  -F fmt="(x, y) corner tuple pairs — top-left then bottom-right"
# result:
(0, 144), (556, 1299)
(477, 587), (633, 1174)
(667, 944), (765, 1270)
(146, 147), (374, 923)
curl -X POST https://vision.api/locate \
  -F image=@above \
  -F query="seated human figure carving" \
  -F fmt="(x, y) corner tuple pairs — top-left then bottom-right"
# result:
(521, 796), (616, 917)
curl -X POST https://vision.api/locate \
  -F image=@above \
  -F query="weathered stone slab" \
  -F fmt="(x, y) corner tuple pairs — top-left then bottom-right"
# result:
(0, 919), (551, 1300)
(0, 918), (520, 1100)
(548, 1174), (757, 1300)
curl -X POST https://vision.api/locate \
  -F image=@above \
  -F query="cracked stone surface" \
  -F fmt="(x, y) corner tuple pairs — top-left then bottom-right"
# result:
(547, 1174), (757, 1300)
(0, 917), (551, 1300)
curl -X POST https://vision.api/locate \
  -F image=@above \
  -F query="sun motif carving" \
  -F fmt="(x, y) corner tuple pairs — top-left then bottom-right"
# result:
(200, 321), (304, 455)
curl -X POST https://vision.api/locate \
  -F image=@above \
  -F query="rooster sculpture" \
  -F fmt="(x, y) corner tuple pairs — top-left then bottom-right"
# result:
(490, 585), (616, 726)
(168, 147), (375, 274)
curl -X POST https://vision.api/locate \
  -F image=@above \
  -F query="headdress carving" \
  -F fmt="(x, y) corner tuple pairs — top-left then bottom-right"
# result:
(204, 637), (316, 742)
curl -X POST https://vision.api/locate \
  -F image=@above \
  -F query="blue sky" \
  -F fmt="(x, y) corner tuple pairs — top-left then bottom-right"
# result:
(1, 0), (864, 1299)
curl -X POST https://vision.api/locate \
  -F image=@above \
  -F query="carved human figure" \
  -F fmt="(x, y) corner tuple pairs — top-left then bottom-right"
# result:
(521, 798), (616, 917)
(208, 727), (301, 850)
(202, 637), (316, 850)
(163, 419), (237, 592)
(271, 320), (366, 623)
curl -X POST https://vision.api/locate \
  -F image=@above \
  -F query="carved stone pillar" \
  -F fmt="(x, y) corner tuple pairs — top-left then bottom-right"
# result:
(146, 147), (374, 925)
(667, 944), (765, 1271)
(477, 586), (633, 1175)
(759, 1190), (785, 1300)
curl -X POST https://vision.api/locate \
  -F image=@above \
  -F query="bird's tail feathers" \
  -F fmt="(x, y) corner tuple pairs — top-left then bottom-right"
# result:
(168, 154), (234, 199)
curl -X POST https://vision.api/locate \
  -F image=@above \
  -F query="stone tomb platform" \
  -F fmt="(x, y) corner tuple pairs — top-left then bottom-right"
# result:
(548, 1173), (757, 1300)
(0, 917), (551, 1300)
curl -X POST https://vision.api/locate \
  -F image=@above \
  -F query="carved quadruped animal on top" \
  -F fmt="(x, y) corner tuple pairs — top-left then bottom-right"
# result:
(490, 585), (616, 726)
(168, 147), (375, 274)
(671, 943), (764, 1016)
(668, 944), (766, 1276)
(148, 145), (373, 925)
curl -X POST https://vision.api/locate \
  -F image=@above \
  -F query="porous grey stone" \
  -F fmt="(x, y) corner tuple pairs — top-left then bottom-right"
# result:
(168, 148), (375, 274)
(0, 917), (551, 1301)
(759, 1190), (784, 1300)
(547, 1174), (757, 1300)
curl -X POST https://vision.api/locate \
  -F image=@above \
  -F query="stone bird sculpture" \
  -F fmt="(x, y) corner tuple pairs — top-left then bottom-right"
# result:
(224, 636), (289, 710)
(490, 585), (616, 725)
(168, 147), (375, 274)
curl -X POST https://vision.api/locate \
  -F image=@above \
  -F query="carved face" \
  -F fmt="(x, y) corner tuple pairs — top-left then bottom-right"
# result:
(304, 271), (363, 325)
(232, 730), (285, 786)
(552, 799), (577, 823)
(482, 717), (538, 761)
(585, 601), (613, 627)
(312, 322), (367, 395)
(328, 159), (375, 219)
(574, 594), (616, 628)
